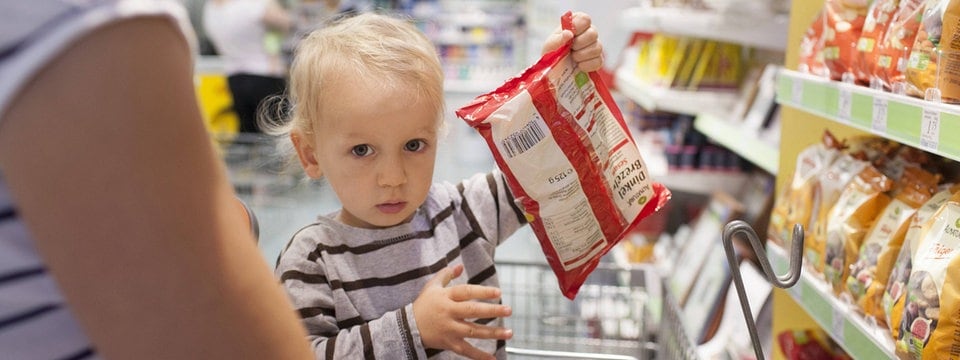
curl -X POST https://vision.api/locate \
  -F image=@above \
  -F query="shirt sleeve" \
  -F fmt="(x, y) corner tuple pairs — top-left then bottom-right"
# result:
(275, 233), (426, 359)
(457, 169), (527, 247)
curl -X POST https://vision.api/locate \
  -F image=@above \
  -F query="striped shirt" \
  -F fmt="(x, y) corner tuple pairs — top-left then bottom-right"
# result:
(276, 171), (527, 359)
(0, 1), (192, 358)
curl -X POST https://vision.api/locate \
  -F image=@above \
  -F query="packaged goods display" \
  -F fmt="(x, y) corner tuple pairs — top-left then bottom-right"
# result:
(457, 12), (671, 299)
(775, 129), (960, 358)
(799, 0), (960, 104)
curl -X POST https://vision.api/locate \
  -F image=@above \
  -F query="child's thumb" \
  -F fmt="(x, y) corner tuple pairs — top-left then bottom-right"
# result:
(429, 264), (464, 288)
(542, 29), (573, 55)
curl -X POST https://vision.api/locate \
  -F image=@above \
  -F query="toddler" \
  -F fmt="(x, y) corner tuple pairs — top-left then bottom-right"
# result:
(273, 11), (603, 360)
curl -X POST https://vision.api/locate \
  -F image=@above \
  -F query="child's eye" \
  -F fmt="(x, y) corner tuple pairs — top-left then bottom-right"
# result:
(404, 140), (426, 152)
(351, 145), (373, 157)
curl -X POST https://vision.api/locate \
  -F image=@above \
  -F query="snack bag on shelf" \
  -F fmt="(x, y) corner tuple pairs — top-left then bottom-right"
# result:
(456, 12), (671, 299)
(823, 165), (893, 296)
(770, 131), (843, 248)
(809, 152), (870, 274)
(904, 0), (949, 97)
(846, 172), (938, 325)
(935, 0), (960, 102)
(823, 0), (874, 80)
(884, 183), (959, 339)
(895, 192), (960, 359)
(855, 0), (901, 84)
(874, 0), (926, 90)
(701, 42), (743, 90)
(800, 10), (830, 77)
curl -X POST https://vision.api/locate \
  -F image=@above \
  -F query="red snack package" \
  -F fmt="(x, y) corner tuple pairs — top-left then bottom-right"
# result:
(823, 0), (872, 80)
(855, 0), (899, 84)
(456, 12), (671, 299)
(800, 11), (829, 77)
(874, 0), (925, 90)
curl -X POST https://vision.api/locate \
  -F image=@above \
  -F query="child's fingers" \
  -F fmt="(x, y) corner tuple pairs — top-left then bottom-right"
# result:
(451, 301), (512, 319)
(541, 29), (573, 55)
(447, 284), (501, 301)
(569, 12), (592, 36)
(571, 27), (599, 51)
(460, 322), (514, 340)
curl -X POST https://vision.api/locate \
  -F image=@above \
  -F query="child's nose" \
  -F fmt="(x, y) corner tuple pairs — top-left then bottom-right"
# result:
(376, 158), (407, 187)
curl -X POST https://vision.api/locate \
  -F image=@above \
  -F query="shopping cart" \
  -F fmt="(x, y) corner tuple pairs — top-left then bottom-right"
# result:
(496, 260), (659, 359)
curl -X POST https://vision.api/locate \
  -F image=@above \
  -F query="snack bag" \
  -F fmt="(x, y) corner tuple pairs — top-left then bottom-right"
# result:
(855, 0), (900, 83)
(884, 184), (959, 339)
(874, 0), (926, 90)
(904, 0), (949, 97)
(896, 192), (960, 359)
(800, 10), (830, 77)
(770, 132), (842, 248)
(457, 12), (671, 299)
(823, 0), (873, 80)
(809, 152), (869, 274)
(846, 174), (937, 324)
(935, 0), (960, 102)
(823, 165), (893, 296)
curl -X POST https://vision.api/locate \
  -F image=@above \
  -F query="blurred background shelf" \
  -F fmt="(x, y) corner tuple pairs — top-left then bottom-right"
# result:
(620, 6), (789, 52)
(693, 113), (779, 174)
(615, 66), (739, 116)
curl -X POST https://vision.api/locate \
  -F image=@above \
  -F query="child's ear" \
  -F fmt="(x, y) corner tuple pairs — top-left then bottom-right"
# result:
(291, 130), (323, 179)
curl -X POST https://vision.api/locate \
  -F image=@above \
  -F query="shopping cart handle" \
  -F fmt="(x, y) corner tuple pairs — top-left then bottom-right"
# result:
(722, 220), (804, 360)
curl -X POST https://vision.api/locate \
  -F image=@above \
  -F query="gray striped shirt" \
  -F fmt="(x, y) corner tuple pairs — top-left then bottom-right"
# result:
(276, 171), (526, 359)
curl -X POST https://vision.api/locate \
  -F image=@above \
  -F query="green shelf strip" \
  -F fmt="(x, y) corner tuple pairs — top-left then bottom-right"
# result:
(775, 69), (960, 163)
(767, 244), (896, 359)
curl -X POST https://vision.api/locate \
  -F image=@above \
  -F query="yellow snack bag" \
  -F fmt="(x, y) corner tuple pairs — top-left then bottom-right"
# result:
(896, 192), (960, 359)
(823, 165), (893, 296)
(885, 184), (959, 339)
(809, 153), (869, 274)
(770, 132), (842, 247)
(847, 175), (937, 324)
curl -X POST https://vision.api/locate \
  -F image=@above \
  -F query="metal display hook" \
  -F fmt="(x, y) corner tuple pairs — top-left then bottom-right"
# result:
(722, 220), (804, 360)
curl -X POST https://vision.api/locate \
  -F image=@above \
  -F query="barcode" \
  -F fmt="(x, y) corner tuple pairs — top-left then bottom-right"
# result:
(502, 119), (547, 158)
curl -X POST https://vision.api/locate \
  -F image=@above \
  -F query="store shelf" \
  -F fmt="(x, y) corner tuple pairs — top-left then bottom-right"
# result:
(620, 7), (789, 51)
(767, 244), (896, 359)
(776, 69), (960, 163)
(615, 66), (739, 116)
(693, 113), (779, 174)
(654, 170), (750, 196)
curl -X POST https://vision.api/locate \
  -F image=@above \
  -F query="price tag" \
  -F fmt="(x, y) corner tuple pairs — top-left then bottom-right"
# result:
(792, 78), (803, 105)
(832, 307), (846, 344)
(872, 97), (887, 132)
(838, 87), (852, 122)
(920, 107), (940, 150)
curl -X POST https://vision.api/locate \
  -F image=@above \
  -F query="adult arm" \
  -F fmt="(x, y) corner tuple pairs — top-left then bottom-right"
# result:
(0, 17), (311, 359)
(263, 0), (293, 33)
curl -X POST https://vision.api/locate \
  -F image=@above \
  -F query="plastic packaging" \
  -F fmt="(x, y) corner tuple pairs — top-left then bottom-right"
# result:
(456, 12), (671, 299)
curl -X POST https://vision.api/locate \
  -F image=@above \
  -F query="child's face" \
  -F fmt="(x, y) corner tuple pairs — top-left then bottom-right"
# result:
(297, 79), (440, 229)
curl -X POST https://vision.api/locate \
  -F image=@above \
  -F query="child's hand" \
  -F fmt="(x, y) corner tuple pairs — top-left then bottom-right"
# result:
(541, 12), (603, 72)
(413, 264), (513, 360)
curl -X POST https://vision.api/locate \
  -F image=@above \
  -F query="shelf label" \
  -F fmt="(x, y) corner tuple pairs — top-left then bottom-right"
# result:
(832, 307), (846, 345)
(838, 87), (852, 123)
(872, 97), (887, 132)
(792, 77), (803, 105)
(920, 107), (940, 150)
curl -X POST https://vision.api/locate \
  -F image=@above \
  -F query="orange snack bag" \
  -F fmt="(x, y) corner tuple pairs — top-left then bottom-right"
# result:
(823, 165), (893, 296)
(846, 174), (937, 325)
(855, 0), (900, 84)
(935, 0), (960, 102)
(874, 0), (926, 90)
(823, 0), (873, 80)
(904, 0), (948, 97)
(800, 11), (830, 77)
(770, 132), (842, 248)
(809, 152), (869, 274)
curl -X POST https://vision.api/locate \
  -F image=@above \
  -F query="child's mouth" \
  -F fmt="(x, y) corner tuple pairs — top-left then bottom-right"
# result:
(376, 202), (406, 214)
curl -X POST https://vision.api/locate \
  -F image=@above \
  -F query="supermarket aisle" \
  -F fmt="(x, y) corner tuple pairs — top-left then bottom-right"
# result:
(235, 91), (547, 265)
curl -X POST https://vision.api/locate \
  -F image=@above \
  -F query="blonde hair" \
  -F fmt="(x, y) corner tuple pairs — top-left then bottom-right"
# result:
(263, 12), (445, 143)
